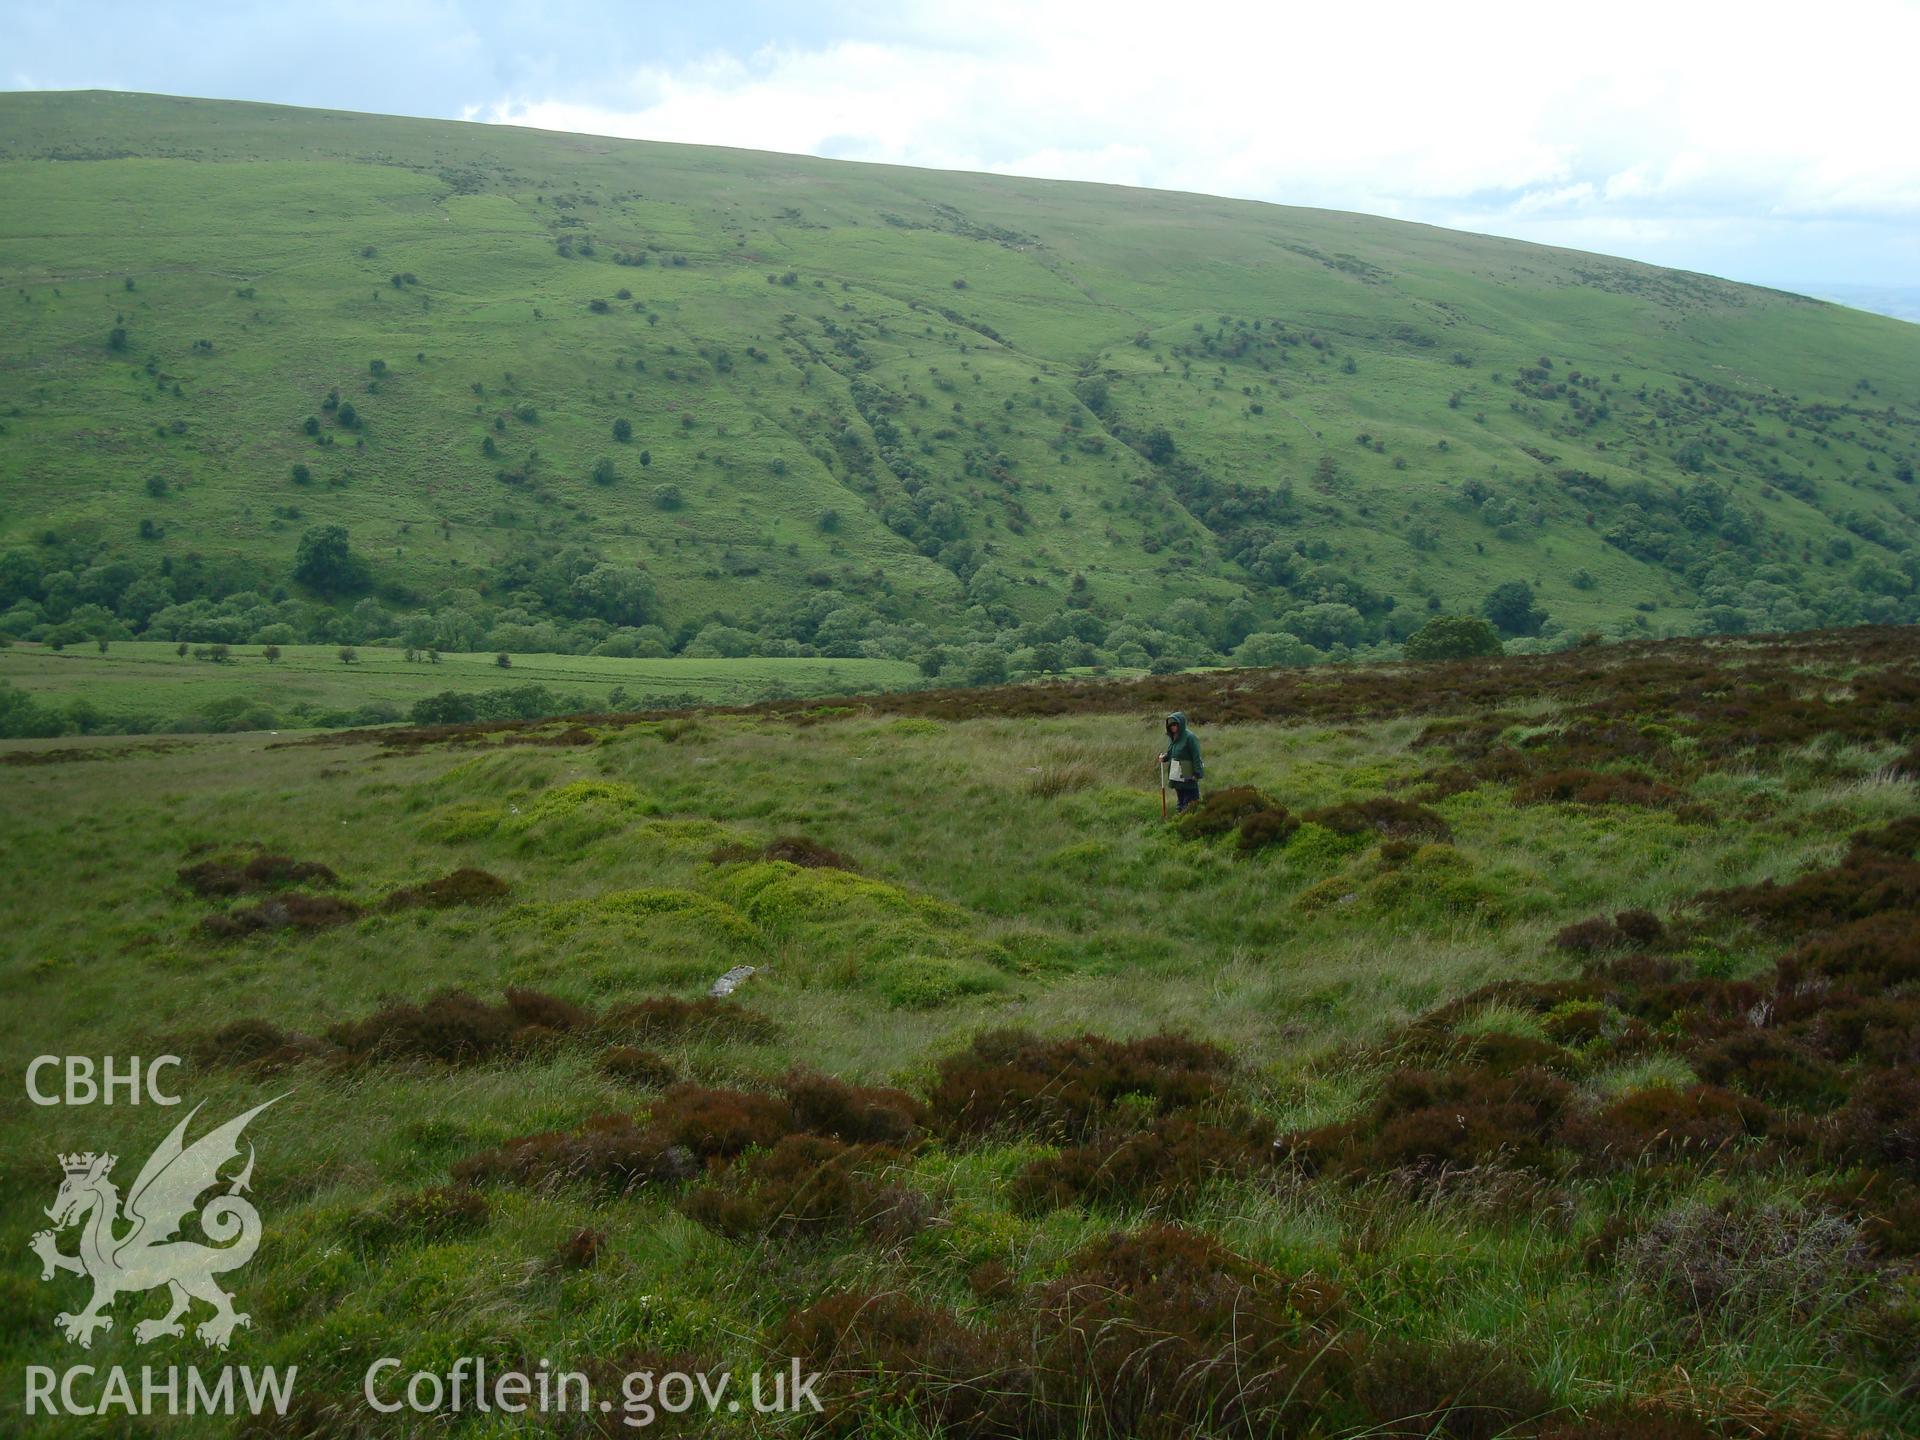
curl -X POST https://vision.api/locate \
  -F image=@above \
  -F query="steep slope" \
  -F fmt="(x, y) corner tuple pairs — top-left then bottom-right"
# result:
(1, 90), (1917, 672)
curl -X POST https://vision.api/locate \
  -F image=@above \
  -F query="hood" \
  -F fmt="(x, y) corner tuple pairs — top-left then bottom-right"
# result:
(1165, 711), (1187, 735)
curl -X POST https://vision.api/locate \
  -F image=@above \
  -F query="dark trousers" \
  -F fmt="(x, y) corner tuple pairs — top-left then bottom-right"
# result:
(1172, 780), (1200, 812)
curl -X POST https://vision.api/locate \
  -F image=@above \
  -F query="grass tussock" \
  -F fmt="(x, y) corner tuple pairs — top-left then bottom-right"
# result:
(596, 1045), (679, 1089)
(1621, 1196), (1866, 1324)
(1027, 756), (1099, 797)
(707, 834), (858, 870)
(379, 867), (510, 910)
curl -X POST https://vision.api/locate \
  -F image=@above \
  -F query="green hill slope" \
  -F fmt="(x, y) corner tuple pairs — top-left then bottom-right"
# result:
(2, 89), (1917, 676)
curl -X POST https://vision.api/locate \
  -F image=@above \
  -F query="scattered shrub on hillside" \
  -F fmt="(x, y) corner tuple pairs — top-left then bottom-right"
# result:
(453, 1112), (699, 1194)
(1029, 1225), (1355, 1440)
(178, 852), (338, 897)
(247, 985), (776, 1072)
(763, 834), (856, 869)
(1303, 797), (1453, 843)
(202, 893), (362, 940)
(644, 1083), (797, 1159)
(1700, 826), (1920, 930)
(349, 1185), (491, 1245)
(325, 987), (587, 1062)
(380, 867), (510, 910)
(1581, 952), (1688, 989)
(328, 990), (519, 1061)
(1407, 764), (1482, 803)
(454, 1073), (915, 1199)
(196, 1018), (334, 1072)
(782, 1069), (925, 1143)
(1012, 1109), (1275, 1213)
(597, 996), (778, 1045)
(929, 1029), (1233, 1142)
(1828, 1071), (1920, 1174)
(1692, 1032), (1846, 1111)
(788, 1224), (1360, 1440)
(1553, 908), (1666, 954)
(1818, 1170), (1920, 1258)
(1781, 913), (1920, 989)
(1851, 815), (1920, 860)
(1172, 785), (1299, 852)
(1456, 1028), (1579, 1077)
(201, 1017), (295, 1063)
(680, 1135), (926, 1244)
(1562, 1084), (1780, 1171)
(1283, 1063), (1574, 1179)
(1171, 784), (1275, 838)
(554, 1227), (607, 1271)
(504, 985), (595, 1033)
(1512, 768), (1688, 809)
(1541, 1001), (1614, 1045)
(1236, 804), (1300, 851)
(1355, 1335), (1555, 1439)
(779, 1289), (1023, 1438)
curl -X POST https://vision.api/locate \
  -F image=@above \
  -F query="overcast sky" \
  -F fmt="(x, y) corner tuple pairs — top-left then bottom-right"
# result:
(5, 0), (1917, 306)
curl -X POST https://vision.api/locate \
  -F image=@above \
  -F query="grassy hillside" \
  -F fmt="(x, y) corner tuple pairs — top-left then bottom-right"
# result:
(3, 627), (1917, 1434)
(2, 90), (1918, 694)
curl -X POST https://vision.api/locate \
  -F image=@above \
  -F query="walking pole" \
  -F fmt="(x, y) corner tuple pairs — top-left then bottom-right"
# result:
(1160, 757), (1168, 820)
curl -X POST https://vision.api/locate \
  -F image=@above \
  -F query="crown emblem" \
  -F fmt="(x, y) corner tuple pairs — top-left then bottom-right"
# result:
(60, 1152), (112, 1176)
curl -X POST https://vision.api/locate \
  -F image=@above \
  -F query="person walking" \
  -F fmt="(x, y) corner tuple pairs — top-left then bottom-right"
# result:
(1159, 711), (1203, 813)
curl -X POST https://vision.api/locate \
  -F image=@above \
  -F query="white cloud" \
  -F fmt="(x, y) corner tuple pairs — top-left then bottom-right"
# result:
(458, 0), (1920, 286)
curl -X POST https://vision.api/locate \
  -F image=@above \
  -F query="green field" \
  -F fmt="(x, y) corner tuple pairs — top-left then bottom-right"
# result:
(3, 627), (1918, 1435)
(0, 641), (917, 731)
(1, 89), (1917, 699)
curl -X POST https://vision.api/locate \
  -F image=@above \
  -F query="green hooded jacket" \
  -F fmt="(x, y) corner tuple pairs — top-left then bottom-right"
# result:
(1162, 711), (1202, 781)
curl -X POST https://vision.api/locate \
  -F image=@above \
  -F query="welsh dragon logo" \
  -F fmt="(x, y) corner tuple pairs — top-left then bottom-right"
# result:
(30, 1098), (281, 1350)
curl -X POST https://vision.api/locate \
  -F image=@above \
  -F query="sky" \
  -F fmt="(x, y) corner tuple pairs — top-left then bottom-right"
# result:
(4, 0), (1917, 311)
